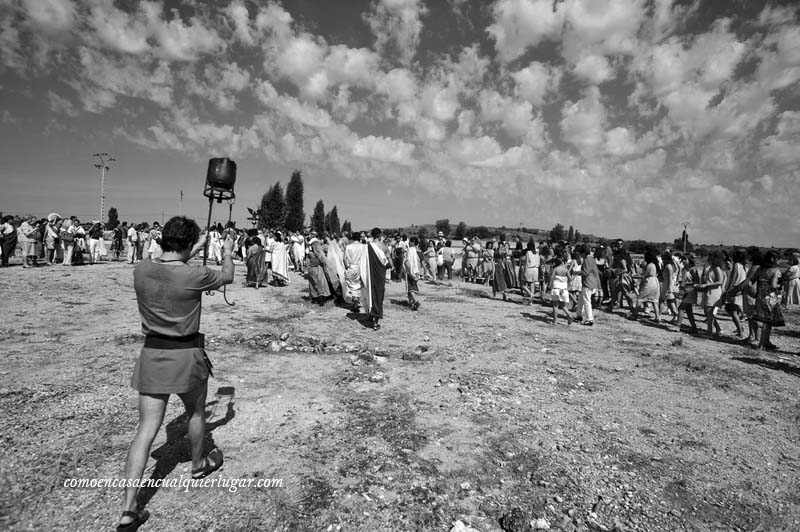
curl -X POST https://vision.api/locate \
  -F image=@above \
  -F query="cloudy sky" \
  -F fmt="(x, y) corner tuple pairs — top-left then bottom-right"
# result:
(1, 0), (798, 246)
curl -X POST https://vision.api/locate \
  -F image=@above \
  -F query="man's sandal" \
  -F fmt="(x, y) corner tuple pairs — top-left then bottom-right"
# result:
(191, 448), (224, 480)
(116, 509), (149, 531)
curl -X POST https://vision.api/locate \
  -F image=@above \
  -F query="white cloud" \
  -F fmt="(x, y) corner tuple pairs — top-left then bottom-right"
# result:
(605, 127), (637, 157)
(324, 45), (381, 88)
(365, 0), (427, 66)
(422, 83), (460, 122)
(73, 47), (174, 109)
(448, 135), (502, 165)
(224, 0), (255, 46)
(352, 135), (416, 165)
(562, 0), (644, 57)
(757, 4), (800, 28)
(651, 0), (700, 41)
(377, 67), (417, 102)
(0, 13), (24, 71)
(487, 0), (565, 63)
(276, 34), (327, 88)
(21, 0), (76, 35)
(88, 0), (150, 55)
(560, 86), (606, 154)
(47, 90), (78, 117)
(573, 54), (613, 84)
(141, 3), (224, 61)
(512, 61), (562, 106)
(761, 110), (800, 169)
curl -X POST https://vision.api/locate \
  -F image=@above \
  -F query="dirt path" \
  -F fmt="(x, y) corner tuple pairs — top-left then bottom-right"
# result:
(1, 261), (799, 531)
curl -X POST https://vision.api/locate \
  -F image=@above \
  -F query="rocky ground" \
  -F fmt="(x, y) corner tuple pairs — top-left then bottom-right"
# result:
(1, 259), (799, 532)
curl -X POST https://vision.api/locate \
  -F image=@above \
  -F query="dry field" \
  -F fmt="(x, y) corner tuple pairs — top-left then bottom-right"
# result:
(1, 259), (799, 532)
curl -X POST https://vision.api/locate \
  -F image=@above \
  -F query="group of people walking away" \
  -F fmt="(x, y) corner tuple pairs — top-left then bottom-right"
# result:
(455, 235), (797, 353)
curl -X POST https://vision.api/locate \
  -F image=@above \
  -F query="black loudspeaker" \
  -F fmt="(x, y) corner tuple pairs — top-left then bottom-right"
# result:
(204, 158), (236, 202)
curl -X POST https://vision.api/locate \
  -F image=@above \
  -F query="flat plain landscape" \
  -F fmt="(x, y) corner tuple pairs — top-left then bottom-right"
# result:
(1, 260), (799, 532)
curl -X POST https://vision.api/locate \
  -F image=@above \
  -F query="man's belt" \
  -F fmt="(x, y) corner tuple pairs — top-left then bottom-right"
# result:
(143, 332), (204, 350)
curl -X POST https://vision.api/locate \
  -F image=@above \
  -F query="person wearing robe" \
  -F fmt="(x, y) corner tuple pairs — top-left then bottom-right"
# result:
(262, 230), (273, 277)
(325, 236), (347, 303)
(307, 236), (330, 304)
(423, 239), (437, 280)
(207, 226), (222, 265)
(270, 232), (290, 286)
(244, 237), (268, 288)
(463, 237), (480, 282)
(404, 236), (423, 310)
(290, 233), (306, 273)
(521, 241), (541, 304)
(782, 257), (800, 307)
(492, 236), (517, 301)
(1, 215), (18, 267)
(344, 232), (367, 311)
(360, 227), (389, 329)
(18, 216), (38, 268)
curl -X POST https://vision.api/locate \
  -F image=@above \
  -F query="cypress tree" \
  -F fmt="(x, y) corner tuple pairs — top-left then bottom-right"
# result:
(264, 181), (286, 229)
(284, 170), (305, 232)
(329, 206), (341, 235)
(311, 200), (325, 234)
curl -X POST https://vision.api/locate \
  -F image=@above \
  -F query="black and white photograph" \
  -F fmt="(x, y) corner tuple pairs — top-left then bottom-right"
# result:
(1, 0), (799, 530)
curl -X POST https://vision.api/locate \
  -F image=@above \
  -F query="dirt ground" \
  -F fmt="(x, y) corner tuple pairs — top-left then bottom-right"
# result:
(1, 258), (799, 532)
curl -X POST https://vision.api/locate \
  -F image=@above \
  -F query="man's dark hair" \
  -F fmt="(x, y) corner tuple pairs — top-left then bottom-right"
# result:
(371, 227), (382, 239)
(160, 216), (200, 253)
(409, 236), (419, 246)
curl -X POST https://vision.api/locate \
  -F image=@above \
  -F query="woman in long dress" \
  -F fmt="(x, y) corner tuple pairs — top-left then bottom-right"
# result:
(307, 237), (330, 304)
(492, 236), (517, 301)
(630, 249), (661, 322)
(17, 216), (37, 268)
(723, 249), (747, 337)
(660, 251), (679, 321)
(566, 251), (582, 311)
(751, 250), (785, 350)
(290, 233), (306, 274)
(244, 237), (268, 288)
(476, 241), (490, 285)
(782, 257), (800, 307)
(423, 240), (437, 280)
(207, 226), (223, 265)
(270, 232), (291, 286)
(522, 241), (541, 305)
(676, 254), (701, 333)
(697, 251), (724, 336)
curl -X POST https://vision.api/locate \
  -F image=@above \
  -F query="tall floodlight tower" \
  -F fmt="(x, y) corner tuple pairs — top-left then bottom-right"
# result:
(93, 153), (116, 223)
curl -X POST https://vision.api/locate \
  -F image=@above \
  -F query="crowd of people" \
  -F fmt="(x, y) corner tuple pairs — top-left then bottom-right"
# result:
(231, 226), (798, 350)
(2, 213), (797, 349)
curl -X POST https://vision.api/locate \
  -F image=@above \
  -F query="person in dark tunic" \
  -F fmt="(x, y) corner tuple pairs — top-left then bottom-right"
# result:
(244, 236), (268, 288)
(307, 236), (331, 304)
(116, 216), (234, 532)
(362, 227), (389, 329)
(0, 215), (18, 267)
